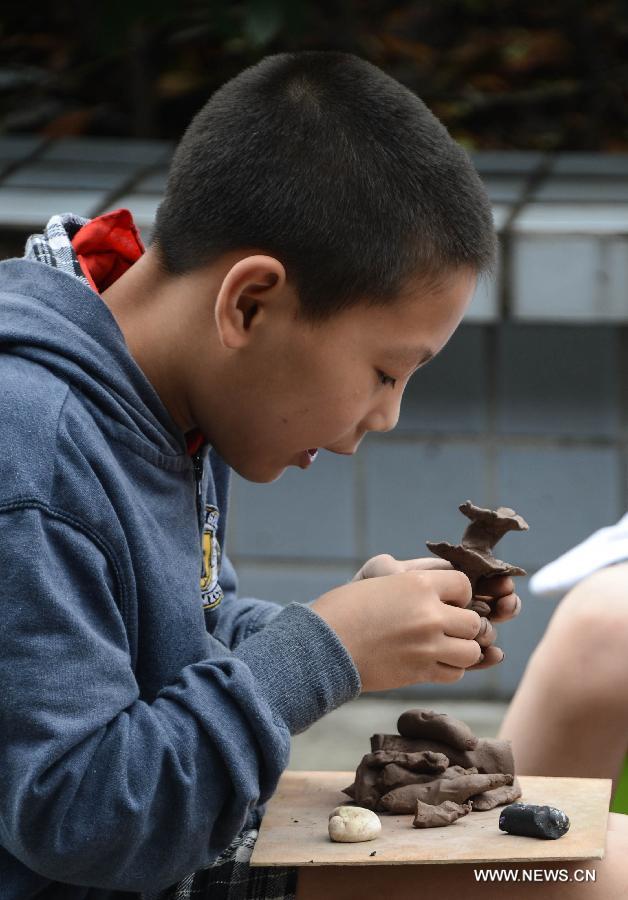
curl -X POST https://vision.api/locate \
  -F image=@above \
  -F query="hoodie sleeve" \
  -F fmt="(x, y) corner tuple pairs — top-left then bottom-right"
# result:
(0, 505), (361, 894)
(212, 551), (286, 649)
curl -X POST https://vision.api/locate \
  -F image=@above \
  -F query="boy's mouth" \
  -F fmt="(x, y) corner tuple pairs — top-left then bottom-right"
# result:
(298, 448), (319, 469)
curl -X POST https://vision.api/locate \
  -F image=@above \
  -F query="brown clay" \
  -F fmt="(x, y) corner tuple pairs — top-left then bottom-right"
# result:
(356, 763), (478, 797)
(380, 764), (436, 790)
(469, 599), (492, 616)
(379, 773), (514, 814)
(413, 799), (472, 828)
(344, 708), (519, 829)
(471, 776), (523, 811)
(343, 748), (449, 802)
(466, 739), (515, 775)
(372, 732), (452, 755)
(442, 765), (478, 778)
(350, 756), (383, 808)
(370, 734), (515, 775)
(426, 501), (529, 592)
(363, 749), (449, 772)
(397, 709), (479, 751)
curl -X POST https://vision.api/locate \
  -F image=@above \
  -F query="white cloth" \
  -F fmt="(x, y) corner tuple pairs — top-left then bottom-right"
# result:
(529, 512), (628, 596)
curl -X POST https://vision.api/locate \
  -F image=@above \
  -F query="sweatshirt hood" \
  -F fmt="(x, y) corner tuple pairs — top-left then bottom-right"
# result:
(0, 212), (190, 462)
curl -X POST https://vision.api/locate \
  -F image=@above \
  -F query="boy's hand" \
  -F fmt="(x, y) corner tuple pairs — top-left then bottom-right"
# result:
(352, 553), (452, 581)
(353, 554), (521, 624)
(310, 570), (496, 692)
(474, 573), (520, 624)
(465, 572), (519, 670)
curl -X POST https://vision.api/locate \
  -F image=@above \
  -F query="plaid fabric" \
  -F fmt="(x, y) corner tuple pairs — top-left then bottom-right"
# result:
(143, 828), (298, 900)
(24, 212), (91, 285)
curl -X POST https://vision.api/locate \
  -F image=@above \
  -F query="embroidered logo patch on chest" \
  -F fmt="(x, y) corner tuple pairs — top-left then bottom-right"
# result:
(200, 504), (224, 610)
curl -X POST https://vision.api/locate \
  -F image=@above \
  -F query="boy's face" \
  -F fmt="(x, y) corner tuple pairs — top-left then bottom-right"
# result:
(199, 266), (476, 483)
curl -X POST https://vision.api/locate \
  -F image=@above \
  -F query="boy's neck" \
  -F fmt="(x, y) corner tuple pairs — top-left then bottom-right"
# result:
(100, 248), (201, 436)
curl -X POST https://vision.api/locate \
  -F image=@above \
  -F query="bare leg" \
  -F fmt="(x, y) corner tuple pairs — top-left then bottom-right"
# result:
(499, 563), (628, 792)
(296, 813), (628, 900)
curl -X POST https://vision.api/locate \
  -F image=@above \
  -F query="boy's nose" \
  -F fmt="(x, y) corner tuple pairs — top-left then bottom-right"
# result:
(363, 396), (401, 434)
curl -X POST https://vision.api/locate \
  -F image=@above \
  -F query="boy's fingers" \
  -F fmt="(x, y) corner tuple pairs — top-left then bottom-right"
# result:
(475, 574), (515, 598)
(355, 555), (453, 581)
(489, 592), (522, 623)
(442, 608), (496, 646)
(474, 616), (498, 648)
(443, 606), (483, 640)
(468, 644), (505, 670)
(421, 569), (472, 607)
(401, 558), (453, 572)
(438, 635), (484, 669)
(432, 662), (467, 682)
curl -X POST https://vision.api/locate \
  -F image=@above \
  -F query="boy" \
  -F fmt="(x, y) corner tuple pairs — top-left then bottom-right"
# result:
(0, 52), (625, 900)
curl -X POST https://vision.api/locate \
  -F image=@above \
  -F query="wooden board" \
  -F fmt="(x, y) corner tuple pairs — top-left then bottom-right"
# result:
(250, 771), (611, 867)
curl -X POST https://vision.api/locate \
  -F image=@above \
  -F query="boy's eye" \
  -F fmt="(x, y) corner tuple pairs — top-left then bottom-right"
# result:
(377, 370), (397, 388)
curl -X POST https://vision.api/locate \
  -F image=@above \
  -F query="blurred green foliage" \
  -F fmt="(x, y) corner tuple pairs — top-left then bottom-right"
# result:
(1, 0), (627, 149)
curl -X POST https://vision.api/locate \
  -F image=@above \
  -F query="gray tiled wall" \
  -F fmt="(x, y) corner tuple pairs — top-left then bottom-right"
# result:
(227, 322), (627, 700)
(495, 325), (620, 437)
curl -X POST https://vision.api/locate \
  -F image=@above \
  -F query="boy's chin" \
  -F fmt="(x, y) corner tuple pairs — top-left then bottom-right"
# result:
(229, 456), (288, 484)
(228, 448), (316, 483)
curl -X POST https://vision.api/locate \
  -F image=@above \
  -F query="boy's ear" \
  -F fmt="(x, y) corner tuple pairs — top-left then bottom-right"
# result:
(214, 255), (286, 349)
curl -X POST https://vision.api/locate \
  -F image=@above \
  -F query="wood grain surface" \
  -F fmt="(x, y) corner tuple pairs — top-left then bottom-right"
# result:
(250, 771), (611, 867)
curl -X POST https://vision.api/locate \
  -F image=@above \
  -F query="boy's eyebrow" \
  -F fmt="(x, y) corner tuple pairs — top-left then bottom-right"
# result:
(382, 346), (434, 368)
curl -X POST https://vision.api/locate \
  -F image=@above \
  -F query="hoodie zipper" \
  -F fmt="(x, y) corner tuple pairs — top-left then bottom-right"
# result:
(192, 449), (204, 536)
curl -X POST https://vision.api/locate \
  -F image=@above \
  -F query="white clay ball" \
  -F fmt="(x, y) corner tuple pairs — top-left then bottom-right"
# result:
(328, 805), (382, 842)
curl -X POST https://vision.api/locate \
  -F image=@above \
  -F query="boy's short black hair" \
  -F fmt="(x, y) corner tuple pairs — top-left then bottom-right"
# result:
(153, 52), (496, 320)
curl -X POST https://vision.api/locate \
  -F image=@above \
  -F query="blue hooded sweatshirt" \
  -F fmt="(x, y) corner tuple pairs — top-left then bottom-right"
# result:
(0, 214), (361, 899)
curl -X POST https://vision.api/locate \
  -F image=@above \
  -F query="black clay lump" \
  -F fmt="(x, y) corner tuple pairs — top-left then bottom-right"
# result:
(499, 804), (570, 840)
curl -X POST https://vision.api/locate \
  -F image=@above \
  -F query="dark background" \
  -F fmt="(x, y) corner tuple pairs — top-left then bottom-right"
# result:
(1, 0), (628, 150)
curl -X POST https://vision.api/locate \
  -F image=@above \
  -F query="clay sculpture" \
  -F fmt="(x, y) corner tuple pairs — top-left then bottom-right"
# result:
(371, 733), (515, 775)
(343, 708), (522, 828)
(413, 799), (472, 828)
(472, 780), (524, 811)
(397, 708), (478, 750)
(379, 772), (514, 814)
(426, 502), (529, 605)
(350, 749), (449, 809)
